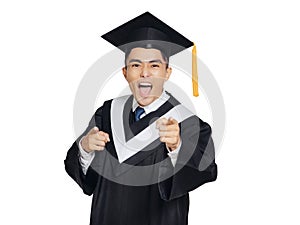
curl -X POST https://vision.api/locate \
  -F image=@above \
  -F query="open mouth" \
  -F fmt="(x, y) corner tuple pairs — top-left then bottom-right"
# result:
(138, 82), (153, 98)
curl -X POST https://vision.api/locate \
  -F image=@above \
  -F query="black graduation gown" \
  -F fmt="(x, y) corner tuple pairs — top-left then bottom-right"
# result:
(65, 94), (217, 225)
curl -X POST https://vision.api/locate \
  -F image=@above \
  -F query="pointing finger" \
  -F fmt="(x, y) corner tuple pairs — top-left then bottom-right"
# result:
(98, 131), (110, 142)
(167, 117), (178, 125)
(87, 126), (99, 135)
(156, 118), (168, 128)
(158, 123), (179, 132)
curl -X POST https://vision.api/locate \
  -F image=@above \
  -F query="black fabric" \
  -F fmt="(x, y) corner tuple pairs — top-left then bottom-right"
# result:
(124, 93), (180, 141)
(101, 12), (193, 57)
(64, 94), (217, 225)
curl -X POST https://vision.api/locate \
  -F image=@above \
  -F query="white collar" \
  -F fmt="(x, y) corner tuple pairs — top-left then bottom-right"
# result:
(132, 91), (170, 115)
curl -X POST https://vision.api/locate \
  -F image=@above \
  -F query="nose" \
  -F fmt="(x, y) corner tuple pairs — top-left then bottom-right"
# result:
(140, 64), (150, 78)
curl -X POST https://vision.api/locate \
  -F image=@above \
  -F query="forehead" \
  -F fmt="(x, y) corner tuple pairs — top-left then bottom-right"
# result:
(126, 48), (165, 61)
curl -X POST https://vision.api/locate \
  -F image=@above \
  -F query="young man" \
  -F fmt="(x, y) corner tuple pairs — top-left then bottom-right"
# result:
(65, 12), (217, 225)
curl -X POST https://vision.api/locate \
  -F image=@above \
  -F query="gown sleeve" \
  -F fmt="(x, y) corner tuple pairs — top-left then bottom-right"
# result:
(64, 107), (104, 196)
(158, 116), (218, 201)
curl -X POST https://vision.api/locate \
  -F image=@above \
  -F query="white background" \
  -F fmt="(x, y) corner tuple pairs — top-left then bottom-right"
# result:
(1, 0), (299, 224)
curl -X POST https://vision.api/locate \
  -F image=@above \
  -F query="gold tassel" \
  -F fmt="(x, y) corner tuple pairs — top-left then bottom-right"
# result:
(192, 43), (199, 97)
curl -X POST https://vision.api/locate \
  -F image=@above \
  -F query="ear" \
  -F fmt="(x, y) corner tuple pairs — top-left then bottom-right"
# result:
(165, 67), (172, 80)
(122, 67), (127, 79)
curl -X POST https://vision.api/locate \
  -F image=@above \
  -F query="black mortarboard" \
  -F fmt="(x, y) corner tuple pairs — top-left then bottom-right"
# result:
(101, 12), (199, 96)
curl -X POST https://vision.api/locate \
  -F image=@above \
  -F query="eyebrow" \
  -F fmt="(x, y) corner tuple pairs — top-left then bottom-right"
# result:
(128, 59), (142, 64)
(128, 59), (163, 64)
(149, 59), (163, 64)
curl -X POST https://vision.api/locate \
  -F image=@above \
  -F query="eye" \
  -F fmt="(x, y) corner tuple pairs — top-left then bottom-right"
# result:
(151, 63), (160, 68)
(130, 63), (141, 68)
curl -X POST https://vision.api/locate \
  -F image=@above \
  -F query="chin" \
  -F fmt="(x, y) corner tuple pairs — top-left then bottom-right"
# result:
(136, 95), (156, 107)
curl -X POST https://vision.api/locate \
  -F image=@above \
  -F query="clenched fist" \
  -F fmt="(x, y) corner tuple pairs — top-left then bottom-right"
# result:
(81, 127), (110, 153)
(156, 117), (181, 151)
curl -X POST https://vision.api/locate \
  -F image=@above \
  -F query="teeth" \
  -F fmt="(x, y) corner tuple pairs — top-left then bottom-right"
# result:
(139, 82), (152, 88)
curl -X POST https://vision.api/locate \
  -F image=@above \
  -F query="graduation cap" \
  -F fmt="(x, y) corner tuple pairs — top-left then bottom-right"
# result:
(101, 12), (199, 97)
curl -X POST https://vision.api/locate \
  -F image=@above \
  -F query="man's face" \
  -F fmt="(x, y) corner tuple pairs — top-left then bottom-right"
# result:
(122, 47), (172, 106)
